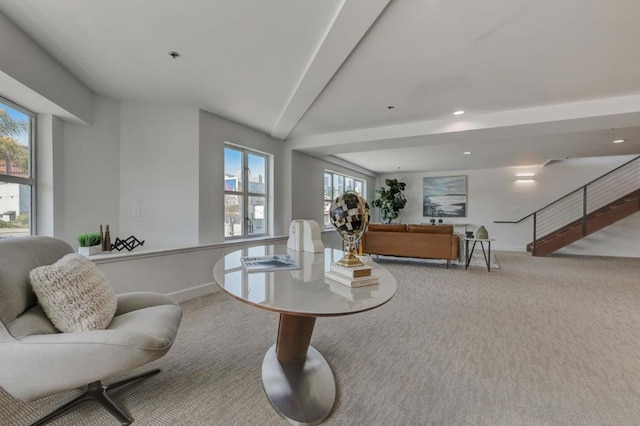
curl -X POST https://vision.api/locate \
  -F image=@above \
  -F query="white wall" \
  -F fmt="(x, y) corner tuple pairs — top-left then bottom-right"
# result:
(62, 96), (121, 246)
(377, 155), (640, 257)
(0, 13), (93, 124)
(291, 151), (377, 225)
(61, 99), (289, 251)
(119, 101), (200, 250)
(198, 111), (287, 244)
(96, 246), (229, 301)
(36, 114), (65, 237)
(95, 232), (339, 301)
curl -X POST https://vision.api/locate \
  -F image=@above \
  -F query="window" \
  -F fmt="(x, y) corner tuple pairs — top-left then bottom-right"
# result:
(0, 97), (34, 238)
(323, 171), (365, 228)
(224, 145), (269, 238)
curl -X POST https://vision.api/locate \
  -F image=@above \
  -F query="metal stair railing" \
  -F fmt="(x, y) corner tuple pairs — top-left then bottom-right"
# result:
(495, 155), (640, 255)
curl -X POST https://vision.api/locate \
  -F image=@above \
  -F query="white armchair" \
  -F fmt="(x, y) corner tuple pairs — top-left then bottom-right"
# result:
(0, 236), (182, 425)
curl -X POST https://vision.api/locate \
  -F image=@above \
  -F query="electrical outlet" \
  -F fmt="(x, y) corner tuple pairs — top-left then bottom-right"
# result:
(132, 206), (141, 217)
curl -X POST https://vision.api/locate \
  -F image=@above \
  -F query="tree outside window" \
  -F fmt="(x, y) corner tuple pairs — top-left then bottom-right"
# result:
(0, 99), (33, 237)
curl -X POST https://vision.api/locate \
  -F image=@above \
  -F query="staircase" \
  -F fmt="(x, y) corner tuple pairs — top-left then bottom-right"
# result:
(525, 188), (640, 256)
(495, 156), (640, 257)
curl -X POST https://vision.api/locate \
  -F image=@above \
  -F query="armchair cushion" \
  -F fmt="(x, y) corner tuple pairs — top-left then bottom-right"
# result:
(29, 254), (117, 333)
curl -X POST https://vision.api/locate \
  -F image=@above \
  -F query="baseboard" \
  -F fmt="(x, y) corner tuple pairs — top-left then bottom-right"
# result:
(493, 245), (527, 252)
(167, 282), (219, 303)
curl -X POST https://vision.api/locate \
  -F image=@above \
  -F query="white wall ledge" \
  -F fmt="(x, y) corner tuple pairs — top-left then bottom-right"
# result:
(91, 235), (288, 264)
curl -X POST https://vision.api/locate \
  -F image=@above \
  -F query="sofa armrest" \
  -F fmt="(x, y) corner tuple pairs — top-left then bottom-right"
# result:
(451, 233), (460, 258)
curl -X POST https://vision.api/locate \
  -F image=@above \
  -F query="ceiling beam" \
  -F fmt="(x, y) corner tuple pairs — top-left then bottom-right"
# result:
(289, 94), (640, 155)
(269, 0), (391, 140)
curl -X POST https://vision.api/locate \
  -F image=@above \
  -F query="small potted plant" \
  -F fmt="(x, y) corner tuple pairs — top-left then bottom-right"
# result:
(77, 232), (102, 256)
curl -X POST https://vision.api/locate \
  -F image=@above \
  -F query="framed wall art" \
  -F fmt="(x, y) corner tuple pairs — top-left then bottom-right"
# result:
(423, 175), (467, 218)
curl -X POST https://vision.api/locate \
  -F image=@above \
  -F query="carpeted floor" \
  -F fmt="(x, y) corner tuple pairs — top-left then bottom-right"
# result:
(2, 251), (640, 425)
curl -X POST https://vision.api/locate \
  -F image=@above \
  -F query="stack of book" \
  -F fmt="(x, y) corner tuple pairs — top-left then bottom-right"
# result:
(325, 263), (380, 288)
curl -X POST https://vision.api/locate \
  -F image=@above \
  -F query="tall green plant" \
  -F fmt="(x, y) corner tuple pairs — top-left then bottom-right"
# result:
(371, 178), (407, 223)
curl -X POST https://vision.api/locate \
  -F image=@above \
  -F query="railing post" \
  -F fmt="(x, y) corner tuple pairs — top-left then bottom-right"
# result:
(532, 212), (537, 256)
(582, 186), (587, 236)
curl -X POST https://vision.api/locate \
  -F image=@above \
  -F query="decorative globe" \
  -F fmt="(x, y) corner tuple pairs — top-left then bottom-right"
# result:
(329, 191), (370, 267)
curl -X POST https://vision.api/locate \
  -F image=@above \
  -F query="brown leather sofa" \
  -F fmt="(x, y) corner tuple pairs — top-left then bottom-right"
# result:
(361, 224), (459, 268)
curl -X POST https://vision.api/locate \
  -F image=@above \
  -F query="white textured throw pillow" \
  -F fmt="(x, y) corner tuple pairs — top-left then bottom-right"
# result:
(29, 253), (117, 332)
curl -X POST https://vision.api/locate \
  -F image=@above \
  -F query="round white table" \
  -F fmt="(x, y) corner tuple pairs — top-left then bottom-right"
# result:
(213, 245), (397, 425)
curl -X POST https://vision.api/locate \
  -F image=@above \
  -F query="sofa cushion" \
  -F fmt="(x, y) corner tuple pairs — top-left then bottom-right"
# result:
(367, 224), (407, 232)
(29, 254), (117, 333)
(408, 224), (454, 234)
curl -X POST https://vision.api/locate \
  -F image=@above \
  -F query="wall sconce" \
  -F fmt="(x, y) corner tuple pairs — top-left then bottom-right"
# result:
(515, 173), (535, 183)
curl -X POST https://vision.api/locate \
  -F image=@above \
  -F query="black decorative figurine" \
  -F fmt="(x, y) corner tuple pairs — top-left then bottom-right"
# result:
(111, 235), (145, 252)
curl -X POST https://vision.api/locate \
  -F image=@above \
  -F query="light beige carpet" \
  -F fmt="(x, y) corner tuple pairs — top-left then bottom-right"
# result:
(2, 251), (640, 425)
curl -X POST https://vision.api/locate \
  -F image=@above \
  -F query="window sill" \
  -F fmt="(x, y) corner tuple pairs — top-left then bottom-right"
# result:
(90, 235), (287, 264)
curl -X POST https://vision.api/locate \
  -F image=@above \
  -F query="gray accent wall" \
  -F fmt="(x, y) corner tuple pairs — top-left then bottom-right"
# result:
(291, 150), (376, 225)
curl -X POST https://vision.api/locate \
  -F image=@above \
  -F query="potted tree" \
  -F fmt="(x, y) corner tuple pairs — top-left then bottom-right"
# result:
(371, 178), (407, 223)
(77, 232), (102, 256)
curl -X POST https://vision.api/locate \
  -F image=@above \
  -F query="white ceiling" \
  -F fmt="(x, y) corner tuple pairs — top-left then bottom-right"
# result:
(1, 0), (639, 173)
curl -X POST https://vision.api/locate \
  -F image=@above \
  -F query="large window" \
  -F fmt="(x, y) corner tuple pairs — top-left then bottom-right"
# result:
(323, 171), (365, 228)
(0, 97), (34, 238)
(224, 145), (269, 238)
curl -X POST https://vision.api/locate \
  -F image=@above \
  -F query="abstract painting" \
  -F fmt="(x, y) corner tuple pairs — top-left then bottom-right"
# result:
(423, 175), (467, 217)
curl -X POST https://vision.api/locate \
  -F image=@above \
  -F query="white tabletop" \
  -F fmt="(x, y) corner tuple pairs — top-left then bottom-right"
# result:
(213, 245), (397, 317)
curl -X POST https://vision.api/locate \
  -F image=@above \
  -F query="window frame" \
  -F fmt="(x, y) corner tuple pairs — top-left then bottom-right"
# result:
(0, 95), (36, 237)
(323, 170), (366, 229)
(224, 143), (269, 239)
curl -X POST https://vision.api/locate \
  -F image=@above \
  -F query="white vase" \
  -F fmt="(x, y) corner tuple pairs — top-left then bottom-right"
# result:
(78, 245), (102, 256)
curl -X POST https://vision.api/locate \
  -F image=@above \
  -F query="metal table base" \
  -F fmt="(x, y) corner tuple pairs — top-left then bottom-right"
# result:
(262, 344), (335, 426)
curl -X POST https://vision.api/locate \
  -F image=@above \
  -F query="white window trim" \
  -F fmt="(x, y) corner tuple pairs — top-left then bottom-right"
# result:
(224, 143), (270, 239)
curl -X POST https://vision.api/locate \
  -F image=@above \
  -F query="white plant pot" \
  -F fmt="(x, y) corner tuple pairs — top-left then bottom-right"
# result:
(78, 245), (102, 256)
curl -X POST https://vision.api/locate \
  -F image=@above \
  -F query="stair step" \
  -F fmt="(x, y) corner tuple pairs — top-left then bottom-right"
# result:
(526, 182), (640, 256)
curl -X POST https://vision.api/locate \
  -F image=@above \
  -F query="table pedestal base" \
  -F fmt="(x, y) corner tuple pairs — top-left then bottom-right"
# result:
(262, 344), (336, 425)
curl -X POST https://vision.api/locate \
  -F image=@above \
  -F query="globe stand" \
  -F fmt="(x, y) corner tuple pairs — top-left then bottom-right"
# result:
(336, 243), (364, 268)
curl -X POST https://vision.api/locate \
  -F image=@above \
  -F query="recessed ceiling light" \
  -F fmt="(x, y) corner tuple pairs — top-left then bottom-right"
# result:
(168, 51), (181, 59)
(613, 139), (625, 144)
(463, 151), (472, 155)
(453, 110), (465, 115)
(516, 173), (535, 177)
